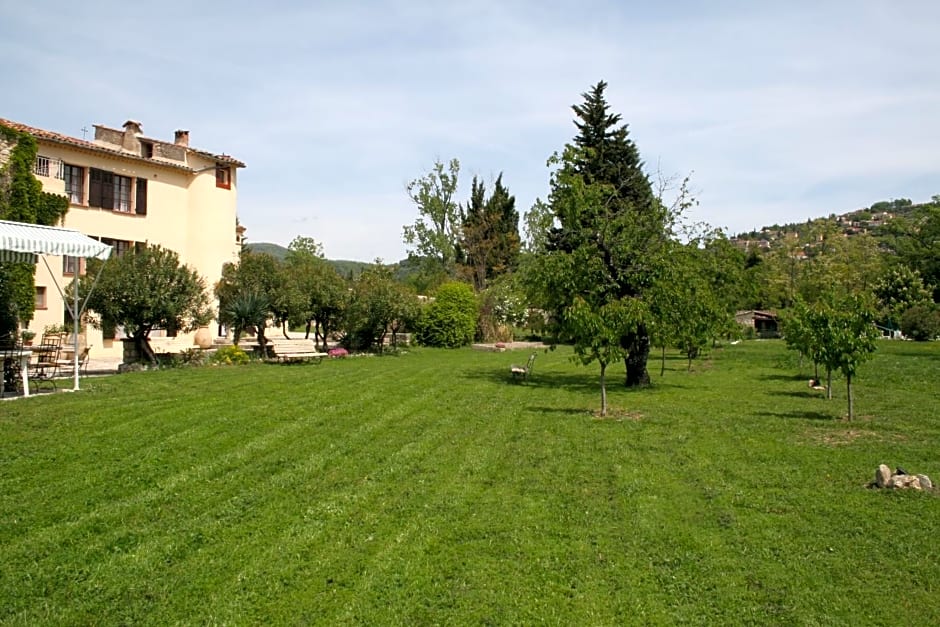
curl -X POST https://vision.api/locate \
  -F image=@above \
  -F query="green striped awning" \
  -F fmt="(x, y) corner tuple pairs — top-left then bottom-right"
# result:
(0, 219), (111, 261)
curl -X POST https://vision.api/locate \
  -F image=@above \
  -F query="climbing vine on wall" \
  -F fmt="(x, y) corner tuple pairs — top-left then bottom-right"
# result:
(0, 123), (70, 334)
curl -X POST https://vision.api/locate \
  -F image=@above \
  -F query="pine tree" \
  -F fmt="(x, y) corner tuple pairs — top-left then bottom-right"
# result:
(544, 81), (668, 386)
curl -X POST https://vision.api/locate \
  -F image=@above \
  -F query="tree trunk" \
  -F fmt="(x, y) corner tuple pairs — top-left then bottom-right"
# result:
(846, 373), (853, 420)
(281, 321), (290, 340)
(623, 325), (651, 387)
(600, 361), (608, 417)
(258, 328), (268, 357)
(814, 361), (819, 380)
(660, 346), (666, 377)
(826, 368), (832, 400)
(304, 320), (312, 340)
(135, 334), (157, 365)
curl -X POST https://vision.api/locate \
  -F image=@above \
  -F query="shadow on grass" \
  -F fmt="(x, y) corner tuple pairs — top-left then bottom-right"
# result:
(460, 367), (690, 395)
(755, 410), (836, 421)
(765, 390), (825, 399)
(757, 373), (813, 382)
(526, 405), (591, 417)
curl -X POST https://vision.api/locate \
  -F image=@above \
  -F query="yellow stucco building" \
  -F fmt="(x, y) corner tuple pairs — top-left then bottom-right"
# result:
(0, 117), (246, 359)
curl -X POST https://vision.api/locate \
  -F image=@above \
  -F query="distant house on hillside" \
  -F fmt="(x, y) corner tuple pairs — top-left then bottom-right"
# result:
(735, 310), (779, 338)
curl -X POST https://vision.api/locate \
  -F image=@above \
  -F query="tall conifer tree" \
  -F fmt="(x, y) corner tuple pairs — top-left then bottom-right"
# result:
(543, 81), (669, 386)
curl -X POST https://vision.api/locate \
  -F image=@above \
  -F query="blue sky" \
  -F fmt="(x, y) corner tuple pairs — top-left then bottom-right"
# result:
(2, 1), (938, 262)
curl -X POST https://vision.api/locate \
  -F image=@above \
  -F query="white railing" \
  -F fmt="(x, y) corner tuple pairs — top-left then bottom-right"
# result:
(33, 155), (65, 179)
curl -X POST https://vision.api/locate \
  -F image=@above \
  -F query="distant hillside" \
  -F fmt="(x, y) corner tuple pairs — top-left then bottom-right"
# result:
(245, 242), (375, 278)
(730, 197), (936, 252)
(246, 242), (288, 259)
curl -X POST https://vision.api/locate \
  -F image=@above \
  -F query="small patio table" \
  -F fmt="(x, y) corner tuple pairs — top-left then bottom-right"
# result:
(0, 349), (31, 398)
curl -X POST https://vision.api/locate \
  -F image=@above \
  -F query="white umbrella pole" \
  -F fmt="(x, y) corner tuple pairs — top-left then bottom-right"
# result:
(72, 262), (79, 391)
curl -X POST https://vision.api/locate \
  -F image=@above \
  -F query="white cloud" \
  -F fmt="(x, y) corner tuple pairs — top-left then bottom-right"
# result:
(2, 0), (938, 257)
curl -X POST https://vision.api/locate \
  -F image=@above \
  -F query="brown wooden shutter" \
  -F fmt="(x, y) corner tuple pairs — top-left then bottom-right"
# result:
(135, 178), (148, 215)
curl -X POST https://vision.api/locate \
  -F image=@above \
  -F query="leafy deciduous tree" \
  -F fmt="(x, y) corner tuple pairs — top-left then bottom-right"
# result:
(565, 296), (647, 416)
(403, 158), (461, 280)
(816, 293), (879, 420)
(344, 263), (413, 351)
(877, 202), (940, 301)
(283, 236), (347, 349)
(83, 245), (211, 363)
(215, 250), (284, 348)
(873, 265), (932, 332)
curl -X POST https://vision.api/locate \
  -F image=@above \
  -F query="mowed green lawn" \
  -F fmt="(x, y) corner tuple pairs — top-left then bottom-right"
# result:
(1, 341), (939, 625)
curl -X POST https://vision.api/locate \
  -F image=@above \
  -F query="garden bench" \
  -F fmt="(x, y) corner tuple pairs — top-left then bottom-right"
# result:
(510, 353), (536, 382)
(265, 339), (328, 363)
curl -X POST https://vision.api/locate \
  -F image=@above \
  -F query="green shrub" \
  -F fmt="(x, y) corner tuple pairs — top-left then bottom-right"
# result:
(900, 303), (940, 341)
(179, 348), (209, 367)
(416, 282), (478, 348)
(210, 345), (250, 365)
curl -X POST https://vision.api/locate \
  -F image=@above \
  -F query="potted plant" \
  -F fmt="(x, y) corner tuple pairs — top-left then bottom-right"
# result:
(43, 323), (69, 336)
(20, 330), (35, 346)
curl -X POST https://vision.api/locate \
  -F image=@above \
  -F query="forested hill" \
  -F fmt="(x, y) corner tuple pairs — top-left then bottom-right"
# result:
(732, 197), (933, 242)
(245, 242), (373, 278)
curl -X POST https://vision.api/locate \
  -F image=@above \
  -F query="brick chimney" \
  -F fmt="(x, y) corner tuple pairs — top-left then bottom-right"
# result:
(122, 120), (142, 152)
(174, 130), (190, 147)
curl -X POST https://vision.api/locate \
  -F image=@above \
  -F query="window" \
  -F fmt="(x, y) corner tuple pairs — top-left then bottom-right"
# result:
(215, 165), (231, 189)
(114, 175), (131, 212)
(34, 155), (51, 177)
(135, 178), (148, 215)
(89, 168), (132, 212)
(63, 164), (84, 204)
(35, 286), (47, 310)
(100, 237), (133, 257)
(140, 141), (153, 158)
(63, 256), (84, 275)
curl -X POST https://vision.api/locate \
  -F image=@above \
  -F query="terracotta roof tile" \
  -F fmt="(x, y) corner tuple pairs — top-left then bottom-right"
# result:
(0, 117), (245, 170)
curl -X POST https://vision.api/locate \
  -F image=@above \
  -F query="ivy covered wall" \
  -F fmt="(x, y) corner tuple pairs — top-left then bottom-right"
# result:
(0, 123), (70, 336)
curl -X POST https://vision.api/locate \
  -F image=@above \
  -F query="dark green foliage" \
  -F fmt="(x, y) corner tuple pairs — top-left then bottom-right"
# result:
(83, 245), (211, 364)
(416, 281), (478, 348)
(879, 202), (940, 302)
(900, 302), (940, 341)
(531, 81), (669, 387)
(220, 288), (270, 346)
(459, 174), (521, 290)
(0, 124), (70, 336)
(216, 249), (284, 343)
(873, 265), (932, 331)
(283, 237), (347, 348)
(343, 264), (414, 351)
(870, 198), (913, 212)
